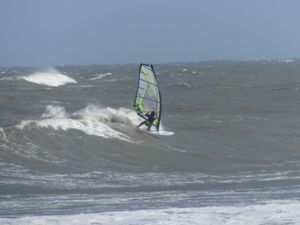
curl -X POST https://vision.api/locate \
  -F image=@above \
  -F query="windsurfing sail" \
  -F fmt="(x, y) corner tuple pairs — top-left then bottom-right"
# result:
(134, 64), (162, 131)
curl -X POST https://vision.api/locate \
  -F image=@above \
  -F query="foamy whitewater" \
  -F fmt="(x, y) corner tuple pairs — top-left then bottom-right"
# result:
(0, 61), (300, 224)
(20, 69), (77, 86)
(16, 105), (134, 142)
(0, 200), (299, 225)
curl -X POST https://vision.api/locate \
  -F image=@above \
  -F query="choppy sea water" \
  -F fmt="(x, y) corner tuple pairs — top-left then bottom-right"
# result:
(0, 61), (300, 224)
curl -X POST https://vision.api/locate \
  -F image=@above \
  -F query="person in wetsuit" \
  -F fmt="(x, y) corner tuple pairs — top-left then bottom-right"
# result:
(137, 110), (156, 131)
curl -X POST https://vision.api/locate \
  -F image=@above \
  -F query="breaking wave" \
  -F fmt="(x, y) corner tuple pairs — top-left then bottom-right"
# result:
(88, 73), (112, 80)
(16, 105), (139, 142)
(16, 104), (173, 141)
(20, 69), (77, 87)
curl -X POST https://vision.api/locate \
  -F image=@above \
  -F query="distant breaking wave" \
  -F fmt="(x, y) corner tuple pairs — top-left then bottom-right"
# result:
(20, 69), (77, 87)
(88, 73), (112, 80)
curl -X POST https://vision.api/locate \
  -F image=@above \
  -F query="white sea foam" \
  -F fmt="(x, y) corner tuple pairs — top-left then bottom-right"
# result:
(88, 72), (112, 80)
(41, 105), (68, 119)
(0, 200), (299, 225)
(278, 59), (295, 63)
(0, 127), (7, 140)
(149, 130), (175, 136)
(0, 77), (14, 81)
(0, 127), (9, 148)
(16, 105), (133, 142)
(73, 104), (135, 124)
(20, 69), (77, 87)
(78, 105), (175, 136)
(16, 104), (174, 141)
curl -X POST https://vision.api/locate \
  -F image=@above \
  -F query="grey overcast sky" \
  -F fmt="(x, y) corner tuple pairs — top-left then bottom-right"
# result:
(0, 0), (300, 67)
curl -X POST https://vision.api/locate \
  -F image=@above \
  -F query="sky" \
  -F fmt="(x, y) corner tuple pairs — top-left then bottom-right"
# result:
(0, 0), (300, 67)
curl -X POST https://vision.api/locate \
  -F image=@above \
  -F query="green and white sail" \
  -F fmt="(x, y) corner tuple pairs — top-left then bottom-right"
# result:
(134, 64), (162, 131)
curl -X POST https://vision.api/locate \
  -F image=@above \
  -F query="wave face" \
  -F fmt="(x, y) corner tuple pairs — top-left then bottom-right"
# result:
(1, 62), (300, 223)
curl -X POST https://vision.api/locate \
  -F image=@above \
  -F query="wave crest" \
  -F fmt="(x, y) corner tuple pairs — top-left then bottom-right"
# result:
(16, 105), (134, 142)
(20, 69), (77, 87)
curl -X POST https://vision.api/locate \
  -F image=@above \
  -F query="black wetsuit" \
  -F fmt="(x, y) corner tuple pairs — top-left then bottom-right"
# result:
(138, 111), (156, 130)
(146, 111), (156, 123)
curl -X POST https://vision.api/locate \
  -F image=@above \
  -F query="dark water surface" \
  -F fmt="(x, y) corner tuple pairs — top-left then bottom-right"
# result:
(0, 61), (299, 223)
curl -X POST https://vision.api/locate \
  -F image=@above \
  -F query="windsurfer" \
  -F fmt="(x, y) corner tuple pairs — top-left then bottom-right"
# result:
(137, 110), (156, 131)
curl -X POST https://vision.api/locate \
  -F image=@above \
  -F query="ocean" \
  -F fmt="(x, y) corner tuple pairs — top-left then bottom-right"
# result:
(0, 61), (300, 224)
